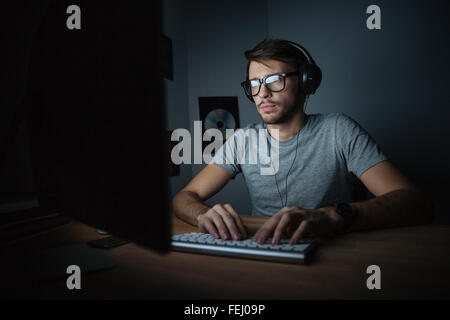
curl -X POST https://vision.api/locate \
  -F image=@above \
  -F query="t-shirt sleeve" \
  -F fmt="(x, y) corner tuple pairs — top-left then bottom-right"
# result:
(335, 114), (389, 178)
(208, 131), (242, 178)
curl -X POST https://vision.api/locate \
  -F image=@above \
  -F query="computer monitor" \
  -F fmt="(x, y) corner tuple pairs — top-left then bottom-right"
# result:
(1, 1), (170, 253)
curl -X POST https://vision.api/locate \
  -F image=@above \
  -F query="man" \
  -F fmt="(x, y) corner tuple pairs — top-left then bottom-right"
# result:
(172, 38), (433, 245)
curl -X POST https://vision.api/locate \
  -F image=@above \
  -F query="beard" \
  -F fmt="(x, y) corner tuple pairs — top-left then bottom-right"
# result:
(258, 98), (303, 125)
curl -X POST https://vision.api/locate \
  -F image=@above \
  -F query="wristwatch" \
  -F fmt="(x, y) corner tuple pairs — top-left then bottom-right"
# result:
(335, 202), (357, 233)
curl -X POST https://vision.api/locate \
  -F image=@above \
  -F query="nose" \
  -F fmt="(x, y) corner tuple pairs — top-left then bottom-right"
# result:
(257, 83), (271, 100)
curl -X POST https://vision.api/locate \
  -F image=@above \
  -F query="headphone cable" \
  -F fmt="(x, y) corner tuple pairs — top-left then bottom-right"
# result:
(270, 94), (310, 208)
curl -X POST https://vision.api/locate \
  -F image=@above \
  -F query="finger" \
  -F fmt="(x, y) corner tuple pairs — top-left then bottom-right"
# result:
(210, 210), (231, 240)
(254, 207), (296, 244)
(252, 226), (263, 243)
(224, 204), (247, 239)
(290, 220), (309, 245)
(253, 207), (290, 243)
(253, 218), (280, 244)
(272, 213), (296, 245)
(286, 223), (296, 237)
(214, 205), (241, 240)
(199, 217), (219, 239)
(252, 223), (266, 243)
(284, 209), (308, 237)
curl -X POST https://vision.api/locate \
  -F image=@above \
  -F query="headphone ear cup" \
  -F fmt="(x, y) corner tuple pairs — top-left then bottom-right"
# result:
(298, 64), (309, 94)
(298, 63), (322, 94)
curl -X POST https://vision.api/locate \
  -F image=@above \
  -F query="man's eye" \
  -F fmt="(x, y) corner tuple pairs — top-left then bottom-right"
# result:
(266, 75), (281, 84)
(250, 80), (260, 87)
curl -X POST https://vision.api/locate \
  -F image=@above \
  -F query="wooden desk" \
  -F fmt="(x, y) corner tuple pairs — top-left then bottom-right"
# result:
(2, 215), (450, 299)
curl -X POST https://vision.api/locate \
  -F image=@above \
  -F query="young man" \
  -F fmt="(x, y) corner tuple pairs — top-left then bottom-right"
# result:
(172, 38), (433, 245)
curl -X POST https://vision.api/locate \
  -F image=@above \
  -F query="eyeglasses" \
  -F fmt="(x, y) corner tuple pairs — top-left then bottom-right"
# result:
(241, 71), (298, 97)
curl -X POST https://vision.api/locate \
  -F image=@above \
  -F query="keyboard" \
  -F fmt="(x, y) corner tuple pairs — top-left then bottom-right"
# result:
(171, 232), (317, 264)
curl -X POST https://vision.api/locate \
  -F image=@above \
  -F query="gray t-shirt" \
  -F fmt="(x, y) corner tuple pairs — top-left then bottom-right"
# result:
(210, 113), (388, 217)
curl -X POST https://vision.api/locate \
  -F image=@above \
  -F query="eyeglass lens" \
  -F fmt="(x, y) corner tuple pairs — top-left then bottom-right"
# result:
(247, 74), (285, 96)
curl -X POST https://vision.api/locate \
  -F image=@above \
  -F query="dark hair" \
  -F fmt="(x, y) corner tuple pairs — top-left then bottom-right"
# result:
(244, 38), (308, 71)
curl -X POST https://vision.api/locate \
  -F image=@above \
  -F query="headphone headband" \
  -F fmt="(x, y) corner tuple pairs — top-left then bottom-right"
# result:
(285, 40), (315, 67)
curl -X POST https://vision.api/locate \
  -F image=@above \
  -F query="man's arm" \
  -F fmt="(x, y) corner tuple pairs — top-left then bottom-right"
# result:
(253, 160), (435, 245)
(172, 164), (247, 239)
(173, 164), (231, 225)
(347, 160), (435, 232)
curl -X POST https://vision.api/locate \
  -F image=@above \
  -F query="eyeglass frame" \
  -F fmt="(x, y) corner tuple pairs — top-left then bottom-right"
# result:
(240, 71), (299, 97)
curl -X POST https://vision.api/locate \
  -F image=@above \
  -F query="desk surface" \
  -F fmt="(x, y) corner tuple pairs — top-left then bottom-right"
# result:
(2, 215), (450, 299)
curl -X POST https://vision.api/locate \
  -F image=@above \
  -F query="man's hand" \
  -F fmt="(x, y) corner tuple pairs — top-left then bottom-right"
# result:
(197, 204), (248, 240)
(253, 206), (345, 245)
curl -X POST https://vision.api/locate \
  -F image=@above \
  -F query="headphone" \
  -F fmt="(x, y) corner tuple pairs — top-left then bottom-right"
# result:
(243, 40), (322, 103)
